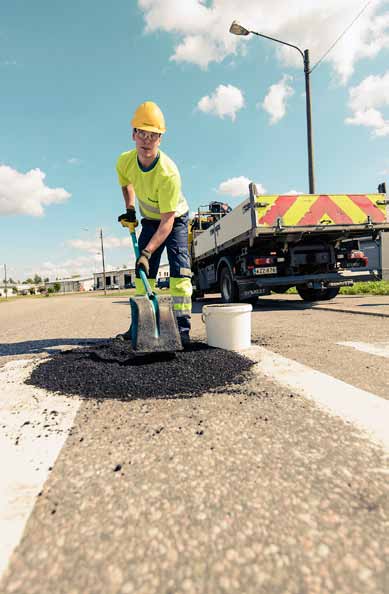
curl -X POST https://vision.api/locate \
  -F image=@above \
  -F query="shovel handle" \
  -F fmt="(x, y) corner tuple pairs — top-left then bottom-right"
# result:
(120, 220), (154, 297)
(129, 230), (154, 298)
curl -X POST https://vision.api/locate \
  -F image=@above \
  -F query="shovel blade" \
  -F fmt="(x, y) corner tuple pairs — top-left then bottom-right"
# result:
(130, 295), (183, 353)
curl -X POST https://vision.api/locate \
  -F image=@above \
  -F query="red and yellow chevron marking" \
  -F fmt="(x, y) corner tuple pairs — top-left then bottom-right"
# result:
(255, 194), (387, 227)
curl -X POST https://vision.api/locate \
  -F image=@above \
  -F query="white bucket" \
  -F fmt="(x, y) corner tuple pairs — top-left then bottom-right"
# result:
(201, 303), (252, 350)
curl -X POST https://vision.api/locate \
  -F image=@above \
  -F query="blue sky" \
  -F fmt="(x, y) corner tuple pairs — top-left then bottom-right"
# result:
(1, 0), (389, 281)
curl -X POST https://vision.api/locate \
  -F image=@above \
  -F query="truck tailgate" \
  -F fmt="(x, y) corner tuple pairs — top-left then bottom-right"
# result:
(255, 194), (388, 227)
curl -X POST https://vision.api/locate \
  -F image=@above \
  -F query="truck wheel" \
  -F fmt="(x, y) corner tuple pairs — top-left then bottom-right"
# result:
(297, 285), (340, 302)
(220, 267), (239, 303)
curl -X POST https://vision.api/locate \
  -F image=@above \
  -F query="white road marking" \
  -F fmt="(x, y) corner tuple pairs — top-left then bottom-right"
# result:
(337, 341), (389, 359)
(243, 345), (389, 453)
(1, 345), (388, 580)
(0, 359), (80, 579)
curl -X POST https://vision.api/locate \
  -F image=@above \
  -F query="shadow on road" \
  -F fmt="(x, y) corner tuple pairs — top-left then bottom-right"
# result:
(191, 298), (315, 313)
(357, 303), (389, 307)
(0, 338), (106, 357)
(113, 295), (319, 313)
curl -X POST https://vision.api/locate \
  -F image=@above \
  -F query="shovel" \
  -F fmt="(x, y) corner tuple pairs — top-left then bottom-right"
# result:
(119, 220), (183, 353)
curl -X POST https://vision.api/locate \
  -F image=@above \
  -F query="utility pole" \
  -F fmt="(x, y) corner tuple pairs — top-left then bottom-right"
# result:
(230, 21), (315, 194)
(3, 264), (8, 300)
(304, 49), (315, 195)
(100, 228), (107, 295)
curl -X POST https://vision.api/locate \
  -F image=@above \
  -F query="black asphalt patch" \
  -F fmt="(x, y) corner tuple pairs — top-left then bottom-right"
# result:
(26, 340), (255, 400)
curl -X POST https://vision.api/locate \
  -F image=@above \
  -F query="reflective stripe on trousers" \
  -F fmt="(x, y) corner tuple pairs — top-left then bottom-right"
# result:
(135, 278), (192, 316)
(135, 213), (192, 333)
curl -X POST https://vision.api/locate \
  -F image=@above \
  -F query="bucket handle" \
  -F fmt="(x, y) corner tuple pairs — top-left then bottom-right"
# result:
(201, 313), (206, 324)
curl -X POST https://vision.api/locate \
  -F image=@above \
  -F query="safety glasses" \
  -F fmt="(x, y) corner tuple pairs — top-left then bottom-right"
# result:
(134, 129), (161, 142)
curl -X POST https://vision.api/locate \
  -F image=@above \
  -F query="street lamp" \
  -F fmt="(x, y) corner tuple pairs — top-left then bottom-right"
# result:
(99, 228), (107, 296)
(83, 227), (107, 295)
(230, 20), (315, 194)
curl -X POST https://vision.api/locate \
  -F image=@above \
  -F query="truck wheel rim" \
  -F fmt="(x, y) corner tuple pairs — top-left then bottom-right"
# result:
(222, 276), (231, 301)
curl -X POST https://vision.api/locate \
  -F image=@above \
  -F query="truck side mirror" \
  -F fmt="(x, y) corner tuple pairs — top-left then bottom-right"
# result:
(378, 182), (386, 194)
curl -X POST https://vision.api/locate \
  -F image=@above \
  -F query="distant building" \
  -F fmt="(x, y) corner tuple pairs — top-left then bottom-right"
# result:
(39, 263), (171, 295)
(93, 263), (170, 290)
(94, 268), (133, 291)
(0, 285), (12, 297)
(0, 283), (38, 297)
(45, 276), (94, 293)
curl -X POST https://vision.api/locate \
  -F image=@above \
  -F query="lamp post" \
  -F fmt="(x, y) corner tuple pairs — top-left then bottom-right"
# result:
(230, 20), (315, 194)
(100, 228), (107, 295)
(83, 227), (107, 295)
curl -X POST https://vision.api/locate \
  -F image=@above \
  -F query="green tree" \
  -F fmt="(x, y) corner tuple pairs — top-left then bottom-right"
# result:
(53, 282), (61, 293)
(44, 277), (49, 282)
(33, 274), (42, 284)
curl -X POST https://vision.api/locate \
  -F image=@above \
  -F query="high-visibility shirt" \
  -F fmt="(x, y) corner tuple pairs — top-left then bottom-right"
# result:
(116, 149), (189, 220)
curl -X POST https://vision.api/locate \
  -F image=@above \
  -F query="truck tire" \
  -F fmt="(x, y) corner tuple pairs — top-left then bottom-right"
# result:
(297, 285), (340, 302)
(220, 266), (239, 303)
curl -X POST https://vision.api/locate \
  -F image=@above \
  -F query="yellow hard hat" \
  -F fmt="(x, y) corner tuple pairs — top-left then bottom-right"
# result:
(131, 101), (166, 134)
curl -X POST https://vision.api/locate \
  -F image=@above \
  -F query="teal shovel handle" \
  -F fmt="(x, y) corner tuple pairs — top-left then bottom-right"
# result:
(130, 230), (153, 298)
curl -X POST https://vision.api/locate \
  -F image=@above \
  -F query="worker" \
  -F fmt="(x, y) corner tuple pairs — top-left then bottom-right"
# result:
(116, 101), (192, 346)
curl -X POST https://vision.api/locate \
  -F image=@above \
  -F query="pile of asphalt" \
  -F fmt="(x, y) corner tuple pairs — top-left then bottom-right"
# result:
(26, 340), (255, 400)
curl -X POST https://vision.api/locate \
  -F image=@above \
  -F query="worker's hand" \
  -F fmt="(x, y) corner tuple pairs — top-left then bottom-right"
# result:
(136, 249), (151, 277)
(118, 207), (138, 228)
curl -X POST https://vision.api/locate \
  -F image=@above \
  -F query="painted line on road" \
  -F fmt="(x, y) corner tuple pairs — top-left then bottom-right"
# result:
(338, 341), (389, 359)
(243, 345), (389, 453)
(0, 359), (81, 580)
(256, 299), (389, 318)
(312, 305), (389, 319)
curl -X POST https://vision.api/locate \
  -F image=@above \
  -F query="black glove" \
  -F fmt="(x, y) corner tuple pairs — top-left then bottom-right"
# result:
(118, 207), (138, 225)
(136, 249), (151, 276)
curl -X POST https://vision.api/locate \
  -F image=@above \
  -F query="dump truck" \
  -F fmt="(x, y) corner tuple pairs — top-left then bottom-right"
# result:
(189, 184), (389, 303)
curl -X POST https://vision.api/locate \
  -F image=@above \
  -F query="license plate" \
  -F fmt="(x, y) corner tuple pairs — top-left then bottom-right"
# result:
(254, 267), (277, 275)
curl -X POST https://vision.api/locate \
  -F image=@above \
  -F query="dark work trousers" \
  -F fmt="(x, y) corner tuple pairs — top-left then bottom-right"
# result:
(136, 212), (192, 336)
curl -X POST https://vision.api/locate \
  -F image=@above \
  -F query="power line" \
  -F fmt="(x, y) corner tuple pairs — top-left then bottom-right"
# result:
(310, 0), (373, 74)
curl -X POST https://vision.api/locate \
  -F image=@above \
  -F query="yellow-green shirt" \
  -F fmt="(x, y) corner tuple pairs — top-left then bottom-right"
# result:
(116, 149), (188, 220)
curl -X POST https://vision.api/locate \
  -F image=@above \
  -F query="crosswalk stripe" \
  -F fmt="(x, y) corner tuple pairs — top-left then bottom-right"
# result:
(242, 345), (389, 453)
(0, 359), (81, 579)
(338, 341), (389, 359)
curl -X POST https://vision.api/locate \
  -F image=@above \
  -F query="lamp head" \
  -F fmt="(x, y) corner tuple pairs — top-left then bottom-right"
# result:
(229, 20), (250, 36)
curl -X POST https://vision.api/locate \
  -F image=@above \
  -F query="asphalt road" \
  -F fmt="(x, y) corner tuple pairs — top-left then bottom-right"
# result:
(0, 293), (388, 594)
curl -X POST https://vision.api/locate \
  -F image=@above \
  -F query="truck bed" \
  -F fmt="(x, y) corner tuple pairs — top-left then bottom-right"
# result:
(192, 189), (389, 261)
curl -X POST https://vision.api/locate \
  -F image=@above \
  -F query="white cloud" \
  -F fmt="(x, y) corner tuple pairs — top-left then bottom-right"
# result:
(139, 0), (239, 69)
(0, 165), (71, 216)
(261, 75), (294, 124)
(28, 252), (136, 281)
(138, 0), (389, 82)
(345, 72), (389, 136)
(218, 176), (266, 197)
(283, 189), (303, 195)
(197, 84), (244, 121)
(25, 255), (100, 282)
(67, 236), (130, 253)
(67, 157), (81, 165)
